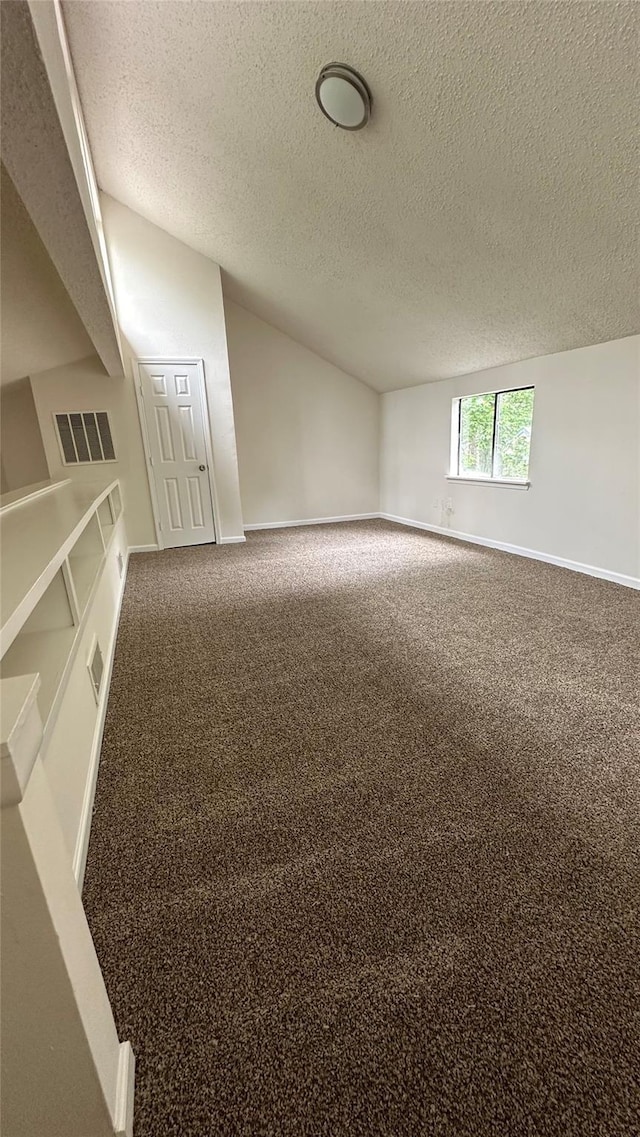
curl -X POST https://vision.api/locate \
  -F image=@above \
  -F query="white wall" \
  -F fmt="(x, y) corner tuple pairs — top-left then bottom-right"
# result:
(31, 354), (156, 547)
(381, 335), (640, 580)
(101, 195), (244, 541)
(0, 377), (50, 492)
(1, 164), (94, 387)
(226, 301), (379, 526)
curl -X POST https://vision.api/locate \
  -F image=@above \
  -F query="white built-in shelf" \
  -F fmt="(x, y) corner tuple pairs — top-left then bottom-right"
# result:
(110, 485), (122, 521)
(96, 485), (121, 546)
(67, 512), (105, 616)
(96, 496), (115, 545)
(0, 672), (42, 807)
(0, 478), (70, 514)
(2, 627), (76, 726)
(0, 478), (119, 654)
(0, 478), (123, 732)
(69, 555), (104, 616)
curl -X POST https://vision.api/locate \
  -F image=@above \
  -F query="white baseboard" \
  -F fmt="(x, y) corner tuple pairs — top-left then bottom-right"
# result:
(130, 538), (247, 548)
(244, 513), (379, 531)
(379, 513), (640, 590)
(72, 550), (129, 888)
(114, 1040), (136, 1137)
(131, 517), (638, 589)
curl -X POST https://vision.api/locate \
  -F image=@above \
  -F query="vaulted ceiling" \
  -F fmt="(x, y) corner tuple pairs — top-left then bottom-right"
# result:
(0, 164), (93, 387)
(1, 0), (123, 382)
(62, 1), (638, 392)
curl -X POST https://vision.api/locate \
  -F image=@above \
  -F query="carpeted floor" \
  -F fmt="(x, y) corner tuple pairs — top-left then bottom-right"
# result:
(83, 520), (640, 1137)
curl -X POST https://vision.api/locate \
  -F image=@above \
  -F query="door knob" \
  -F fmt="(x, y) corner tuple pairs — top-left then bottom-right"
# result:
(199, 464), (206, 472)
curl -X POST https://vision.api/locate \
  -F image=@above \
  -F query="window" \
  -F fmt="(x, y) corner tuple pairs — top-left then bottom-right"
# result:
(54, 411), (116, 464)
(450, 387), (534, 483)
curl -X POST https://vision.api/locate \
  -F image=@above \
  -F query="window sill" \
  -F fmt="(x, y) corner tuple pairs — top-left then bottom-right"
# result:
(446, 475), (530, 490)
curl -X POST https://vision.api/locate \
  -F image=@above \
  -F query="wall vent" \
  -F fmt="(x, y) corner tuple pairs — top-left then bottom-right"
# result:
(55, 411), (116, 464)
(88, 637), (104, 703)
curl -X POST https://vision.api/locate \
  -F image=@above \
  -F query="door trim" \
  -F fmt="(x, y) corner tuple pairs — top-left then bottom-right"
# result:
(134, 357), (219, 549)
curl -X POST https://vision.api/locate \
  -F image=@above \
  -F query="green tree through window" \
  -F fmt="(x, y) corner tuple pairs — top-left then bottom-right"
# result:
(456, 387), (534, 481)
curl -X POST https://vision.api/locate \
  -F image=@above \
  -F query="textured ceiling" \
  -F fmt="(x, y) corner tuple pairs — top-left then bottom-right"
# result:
(63, 1), (639, 392)
(0, 164), (93, 387)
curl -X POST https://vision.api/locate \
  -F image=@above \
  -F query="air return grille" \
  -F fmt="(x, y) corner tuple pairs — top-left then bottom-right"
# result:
(88, 638), (104, 703)
(55, 411), (116, 464)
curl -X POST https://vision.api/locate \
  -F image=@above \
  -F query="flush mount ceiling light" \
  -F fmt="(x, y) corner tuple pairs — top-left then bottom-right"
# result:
(315, 63), (372, 131)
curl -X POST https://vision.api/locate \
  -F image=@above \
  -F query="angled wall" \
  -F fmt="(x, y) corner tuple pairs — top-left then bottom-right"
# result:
(0, 0), (122, 376)
(101, 195), (244, 542)
(0, 164), (93, 387)
(226, 301), (379, 527)
(0, 378), (49, 493)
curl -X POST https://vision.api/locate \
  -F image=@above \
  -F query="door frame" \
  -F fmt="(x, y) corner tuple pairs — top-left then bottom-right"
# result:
(134, 357), (219, 549)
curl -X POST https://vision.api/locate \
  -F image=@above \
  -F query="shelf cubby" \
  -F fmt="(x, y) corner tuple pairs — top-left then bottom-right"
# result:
(1, 568), (76, 724)
(1, 479), (122, 732)
(68, 513), (104, 617)
(97, 495), (115, 545)
(109, 485), (122, 522)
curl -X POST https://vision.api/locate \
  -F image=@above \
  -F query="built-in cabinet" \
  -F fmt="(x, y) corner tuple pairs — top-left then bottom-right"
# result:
(3, 568), (76, 728)
(1, 478), (127, 865)
(1, 481), (123, 734)
(0, 477), (135, 1137)
(1, 480), (123, 743)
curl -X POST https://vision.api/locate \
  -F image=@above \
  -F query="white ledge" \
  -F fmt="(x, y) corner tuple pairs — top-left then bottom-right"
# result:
(1, 674), (43, 807)
(446, 476), (530, 490)
(0, 478), (71, 516)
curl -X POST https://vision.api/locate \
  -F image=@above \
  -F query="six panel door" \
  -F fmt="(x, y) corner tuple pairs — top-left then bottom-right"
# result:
(138, 361), (216, 548)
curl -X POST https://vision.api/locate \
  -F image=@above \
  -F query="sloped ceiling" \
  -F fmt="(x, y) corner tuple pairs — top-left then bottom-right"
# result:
(0, 164), (93, 387)
(62, 1), (638, 392)
(1, 0), (123, 378)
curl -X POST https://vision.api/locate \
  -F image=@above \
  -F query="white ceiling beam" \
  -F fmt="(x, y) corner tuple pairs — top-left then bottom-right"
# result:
(0, 0), (123, 377)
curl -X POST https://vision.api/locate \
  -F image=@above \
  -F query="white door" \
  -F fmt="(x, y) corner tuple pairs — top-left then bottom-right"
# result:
(138, 360), (216, 548)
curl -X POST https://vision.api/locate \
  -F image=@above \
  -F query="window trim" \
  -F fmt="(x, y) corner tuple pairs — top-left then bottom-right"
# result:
(445, 475), (530, 490)
(451, 385), (534, 485)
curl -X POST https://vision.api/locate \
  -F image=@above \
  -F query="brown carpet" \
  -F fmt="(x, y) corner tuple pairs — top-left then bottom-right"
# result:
(83, 520), (640, 1136)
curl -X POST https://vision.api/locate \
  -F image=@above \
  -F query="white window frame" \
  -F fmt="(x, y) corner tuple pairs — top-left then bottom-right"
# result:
(448, 386), (533, 489)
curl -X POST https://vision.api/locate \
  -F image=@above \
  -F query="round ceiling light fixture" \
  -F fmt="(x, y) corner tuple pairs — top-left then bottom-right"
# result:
(315, 63), (372, 131)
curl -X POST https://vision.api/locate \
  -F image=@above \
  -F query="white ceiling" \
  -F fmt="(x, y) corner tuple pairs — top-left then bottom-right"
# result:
(63, 1), (638, 392)
(0, 164), (93, 387)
